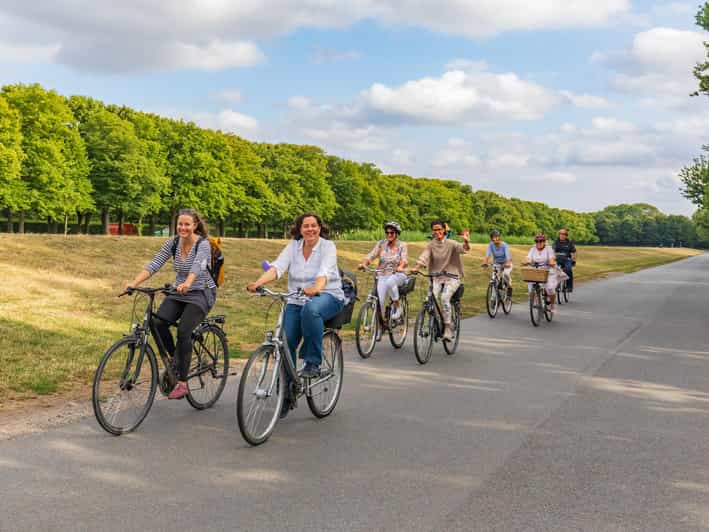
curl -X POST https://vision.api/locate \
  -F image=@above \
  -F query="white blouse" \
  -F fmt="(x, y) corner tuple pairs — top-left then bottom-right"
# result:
(526, 245), (555, 267)
(271, 238), (345, 305)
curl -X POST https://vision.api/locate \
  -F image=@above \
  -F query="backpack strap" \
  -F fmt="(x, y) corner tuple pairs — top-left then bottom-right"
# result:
(171, 235), (207, 259)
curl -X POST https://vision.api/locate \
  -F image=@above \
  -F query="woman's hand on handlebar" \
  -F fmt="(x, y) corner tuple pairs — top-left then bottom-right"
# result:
(246, 282), (261, 293)
(303, 286), (320, 297)
(175, 282), (191, 294)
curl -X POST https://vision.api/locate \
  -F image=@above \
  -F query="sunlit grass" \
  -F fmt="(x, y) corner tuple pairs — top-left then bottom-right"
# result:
(0, 234), (700, 406)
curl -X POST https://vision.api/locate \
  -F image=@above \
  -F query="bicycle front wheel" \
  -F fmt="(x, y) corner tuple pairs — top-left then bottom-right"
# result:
(92, 338), (158, 435)
(237, 346), (285, 446)
(443, 303), (461, 355)
(388, 297), (409, 349)
(502, 284), (512, 314)
(529, 289), (541, 327)
(562, 280), (570, 303)
(486, 283), (498, 318)
(355, 299), (378, 358)
(186, 324), (230, 410)
(414, 304), (435, 365)
(307, 330), (343, 418)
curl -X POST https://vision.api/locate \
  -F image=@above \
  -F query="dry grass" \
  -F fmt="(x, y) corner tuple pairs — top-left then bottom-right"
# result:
(0, 234), (700, 408)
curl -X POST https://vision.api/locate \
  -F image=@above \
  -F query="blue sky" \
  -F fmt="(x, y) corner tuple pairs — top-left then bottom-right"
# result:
(1, 0), (707, 215)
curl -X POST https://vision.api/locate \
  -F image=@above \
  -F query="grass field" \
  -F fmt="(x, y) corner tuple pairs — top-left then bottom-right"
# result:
(0, 234), (701, 409)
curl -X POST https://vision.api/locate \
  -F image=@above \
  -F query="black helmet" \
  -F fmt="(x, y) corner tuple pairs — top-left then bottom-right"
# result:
(489, 229), (501, 238)
(383, 221), (402, 234)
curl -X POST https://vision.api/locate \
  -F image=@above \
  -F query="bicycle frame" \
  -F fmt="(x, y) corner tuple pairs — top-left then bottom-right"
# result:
(255, 288), (336, 401)
(416, 271), (459, 336)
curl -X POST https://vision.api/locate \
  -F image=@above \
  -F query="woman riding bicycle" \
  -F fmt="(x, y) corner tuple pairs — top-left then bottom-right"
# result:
(247, 213), (344, 382)
(522, 233), (559, 314)
(482, 229), (513, 293)
(125, 208), (217, 400)
(358, 221), (408, 338)
(411, 220), (470, 341)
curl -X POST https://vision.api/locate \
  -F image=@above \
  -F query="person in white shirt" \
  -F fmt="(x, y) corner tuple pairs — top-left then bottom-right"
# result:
(522, 233), (559, 313)
(247, 213), (344, 381)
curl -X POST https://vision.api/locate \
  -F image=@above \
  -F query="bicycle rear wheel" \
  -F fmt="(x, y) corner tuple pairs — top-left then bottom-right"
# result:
(562, 281), (570, 303)
(92, 338), (158, 435)
(355, 299), (378, 358)
(307, 330), (343, 418)
(388, 297), (408, 348)
(556, 281), (564, 306)
(443, 303), (461, 355)
(414, 304), (435, 365)
(186, 324), (230, 410)
(236, 346), (285, 446)
(529, 288), (541, 327)
(544, 295), (553, 322)
(486, 283), (498, 318)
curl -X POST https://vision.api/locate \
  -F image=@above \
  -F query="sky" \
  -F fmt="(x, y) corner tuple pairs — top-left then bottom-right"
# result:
(0, 0), (707, 215)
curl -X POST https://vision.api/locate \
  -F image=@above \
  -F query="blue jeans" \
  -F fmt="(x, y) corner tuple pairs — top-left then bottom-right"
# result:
(560, 257), (573, 289)
(284, 293), (344, 367)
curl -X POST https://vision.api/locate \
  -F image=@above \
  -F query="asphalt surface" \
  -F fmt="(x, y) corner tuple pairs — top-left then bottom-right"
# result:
(2, 255), (709, 531)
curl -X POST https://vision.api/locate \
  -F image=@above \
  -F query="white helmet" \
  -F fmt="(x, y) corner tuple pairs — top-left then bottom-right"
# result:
(384, 221), (402, 234)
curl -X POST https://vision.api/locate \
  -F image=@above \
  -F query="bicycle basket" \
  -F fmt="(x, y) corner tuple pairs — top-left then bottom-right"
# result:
(520, 267), (548, 283)
(398, 275), (417, 296)
(325, 300), (355, 329)
(451, 284), (464, 303)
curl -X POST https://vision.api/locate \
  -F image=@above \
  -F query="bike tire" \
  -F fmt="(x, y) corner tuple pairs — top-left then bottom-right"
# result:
(355, 299), (378, 359)
(307, 330), (343, 418)
(443, 303), (461, 355)
(502, 285), (512, 315)
(388, 297), (409, 349)
(92, 338), (158, 435)
(544, 296), (553, 322)
(186, 324), (230, 410)
(414, 304), (435, 365)
(486, 283), (498, 318)
(563, 282), (570, 303)
(236, 346), (285, 446)
(529, 289), (541, 327)
(556, 281), (564, 306)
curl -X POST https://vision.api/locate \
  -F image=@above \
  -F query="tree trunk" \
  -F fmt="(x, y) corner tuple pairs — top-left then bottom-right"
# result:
(148, 215), (156, 236)
(257, 223), (266, 238)
(48, 218), (58, 234)
(64, 213), (69, 235)
(18, 210), (25, 233)
(137, 216), (143, 236)
(84, 212), (91, 234)
(6, 209), (13, 233)
(218, 220), (225, 237)
(101, 208), (110, 235)
(118, 210), (124, 236)
(169, 208), (177, 236)
(76, 212), (83, 234)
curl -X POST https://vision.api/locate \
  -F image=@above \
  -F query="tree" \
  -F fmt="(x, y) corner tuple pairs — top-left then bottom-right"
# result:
(679, 145), (709, 208)
(0, 95), (25, 231)
(2, 84), (92, 233)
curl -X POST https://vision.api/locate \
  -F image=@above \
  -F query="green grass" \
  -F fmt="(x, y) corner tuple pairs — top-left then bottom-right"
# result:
(0, 234), (700, 407)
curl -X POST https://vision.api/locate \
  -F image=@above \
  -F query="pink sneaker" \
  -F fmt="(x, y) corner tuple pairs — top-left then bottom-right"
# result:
(168, 382), (189, 400)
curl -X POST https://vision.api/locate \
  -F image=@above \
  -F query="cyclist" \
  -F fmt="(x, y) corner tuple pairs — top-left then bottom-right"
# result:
(358, 221), (408, 338)
(482, 229), (513, 294)
(411, 220), (470, 341)
(125, 208), (217, 400)
(553, 228), (576, 292)
(247, 213), (344, 383)
(522, 233), (558, 314)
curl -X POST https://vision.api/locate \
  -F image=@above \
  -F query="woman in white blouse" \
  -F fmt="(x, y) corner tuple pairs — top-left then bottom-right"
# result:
(522, 233), (559, 313)
(247, 213), (345, 381)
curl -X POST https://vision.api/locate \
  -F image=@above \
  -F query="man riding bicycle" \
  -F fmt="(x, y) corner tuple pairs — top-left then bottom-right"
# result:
(552, 228), (576, 292)
(482, 229), (513, 295)
(411, 220), (470, 341)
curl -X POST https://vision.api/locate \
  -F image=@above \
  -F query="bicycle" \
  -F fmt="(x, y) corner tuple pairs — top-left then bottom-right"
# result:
(555, 253), (571, 304)
(236, 287), (345, 446)
(521, 263), (553, 327)
(92, 285), (230, 435)
(411, 271), (463, 364)
(355, 266), (415, 358)
(483, 263), (512, 318)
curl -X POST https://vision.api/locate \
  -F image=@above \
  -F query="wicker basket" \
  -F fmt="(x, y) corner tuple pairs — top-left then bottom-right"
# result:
(520, 266), (549, 283)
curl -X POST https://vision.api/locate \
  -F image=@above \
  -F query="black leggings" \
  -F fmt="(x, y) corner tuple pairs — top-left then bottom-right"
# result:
(154, 298), (206, 381)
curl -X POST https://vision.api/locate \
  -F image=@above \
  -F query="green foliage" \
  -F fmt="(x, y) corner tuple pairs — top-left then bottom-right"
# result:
(593, 203), (697, 247)
(679, 145), (709, 208)
(0, 95), (25, 211)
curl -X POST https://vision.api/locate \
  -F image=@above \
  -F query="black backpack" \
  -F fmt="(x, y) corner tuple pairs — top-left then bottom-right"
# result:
(170, 236), (225, 287)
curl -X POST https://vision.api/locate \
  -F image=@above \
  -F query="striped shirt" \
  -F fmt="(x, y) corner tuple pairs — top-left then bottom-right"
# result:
(146, 237), (217, 290)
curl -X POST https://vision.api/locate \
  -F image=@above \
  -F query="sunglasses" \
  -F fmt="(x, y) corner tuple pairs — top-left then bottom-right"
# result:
(385, 231), (397, 235)
(535, 239), (546, 243)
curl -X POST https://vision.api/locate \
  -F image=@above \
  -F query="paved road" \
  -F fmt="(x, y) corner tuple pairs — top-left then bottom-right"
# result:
(2, 255), (709, 531)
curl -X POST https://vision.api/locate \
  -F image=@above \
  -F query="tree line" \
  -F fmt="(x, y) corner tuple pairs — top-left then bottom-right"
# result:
(0, 83), (702, 247)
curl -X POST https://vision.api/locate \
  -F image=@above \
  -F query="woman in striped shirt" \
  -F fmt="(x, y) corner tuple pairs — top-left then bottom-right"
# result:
(125, 208), (217, 400)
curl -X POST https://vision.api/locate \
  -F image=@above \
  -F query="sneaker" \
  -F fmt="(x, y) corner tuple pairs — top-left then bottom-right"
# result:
(168, 382), (188, 400)
(375, 328), (383, 342)
(300, 363), (321, 379)
(391, 305), (402, 320)
(443, 326), (453, 341)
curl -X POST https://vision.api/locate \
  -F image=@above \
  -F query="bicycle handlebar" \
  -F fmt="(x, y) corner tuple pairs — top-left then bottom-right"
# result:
(411, 270), (459, 279)
(119, 284), (177, 297)
(254, 286), (306, 300)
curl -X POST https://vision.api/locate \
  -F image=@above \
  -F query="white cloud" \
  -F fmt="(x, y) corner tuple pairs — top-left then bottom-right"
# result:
(525, 171), (577, 184)
(594, 27), (706, 106)
(190, 109), (259, 133)
(0, 42), (59, 62)
(311, 47), (361, 64)
(560, 90), (610, 109)
(211, 88), (244, 105)
(0, 0), (630, 72)
(590, 116), (636, 133)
